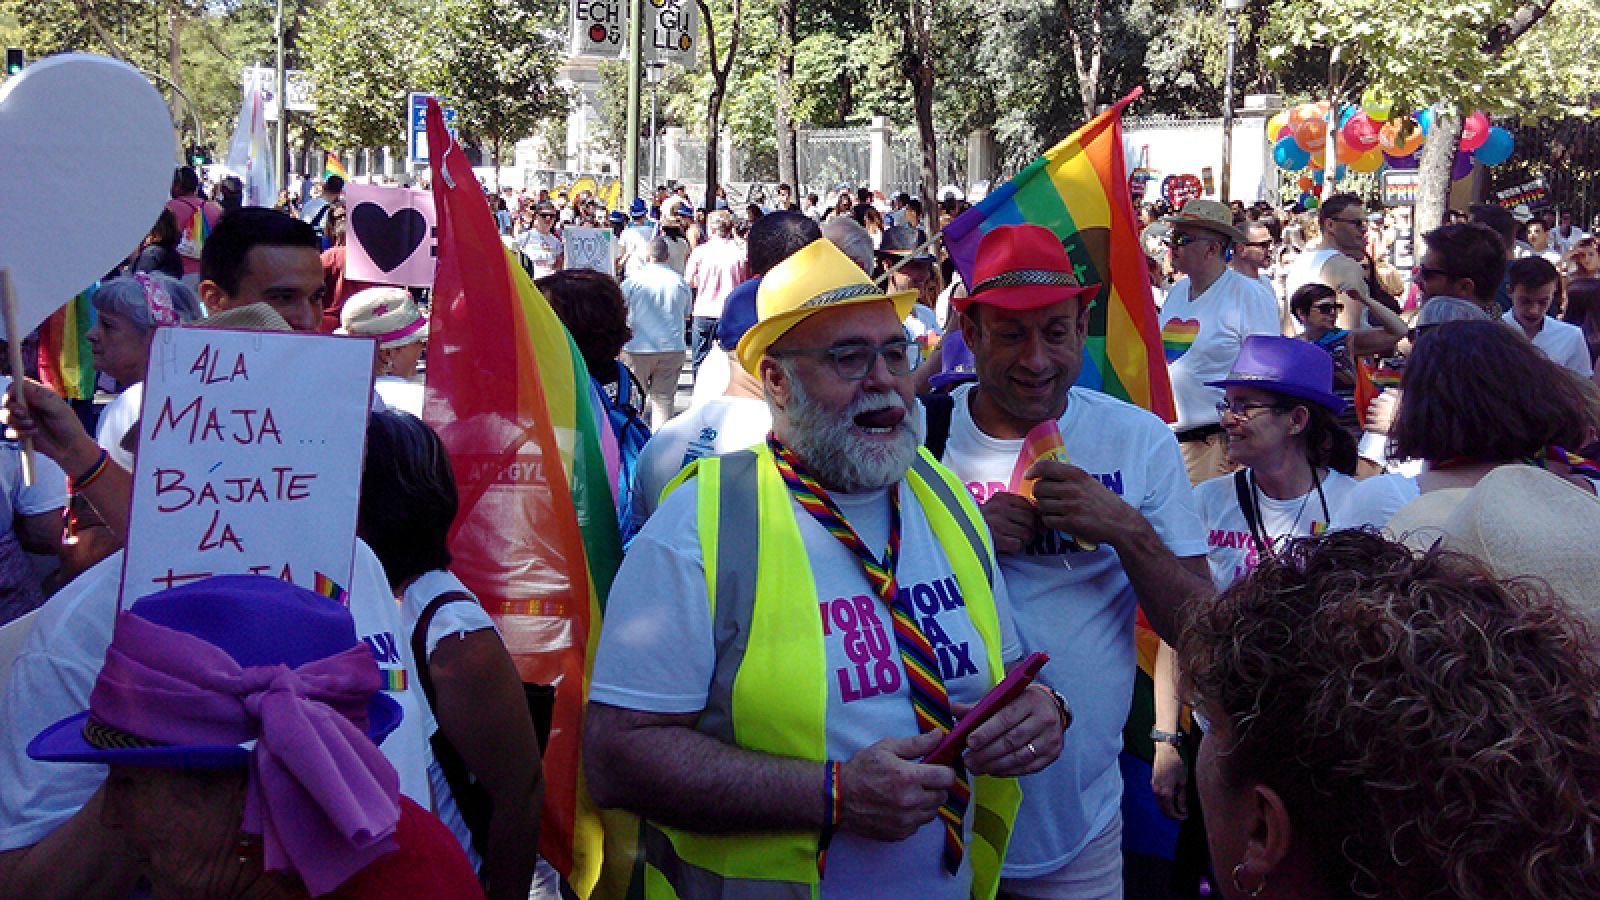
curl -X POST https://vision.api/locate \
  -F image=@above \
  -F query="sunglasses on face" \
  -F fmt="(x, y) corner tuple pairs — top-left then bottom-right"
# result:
(1312, 301), (1344, 313)
(1166, 232), (1215, 249)
(1243, 240), (1273, 249)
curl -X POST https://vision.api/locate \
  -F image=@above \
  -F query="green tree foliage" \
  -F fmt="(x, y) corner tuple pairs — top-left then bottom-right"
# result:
(303, 0), (437, 152)
(433, 0), (569, 166)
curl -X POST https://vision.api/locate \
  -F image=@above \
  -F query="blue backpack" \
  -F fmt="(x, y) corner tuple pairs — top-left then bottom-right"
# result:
(600, 360), (652, 545)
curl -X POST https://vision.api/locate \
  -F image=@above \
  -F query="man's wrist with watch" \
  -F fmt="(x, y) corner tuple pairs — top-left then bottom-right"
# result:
(1030, 683), (1072, 731)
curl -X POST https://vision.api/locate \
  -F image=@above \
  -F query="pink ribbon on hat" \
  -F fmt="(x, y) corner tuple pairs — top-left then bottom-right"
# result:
(89, 612), (400, 896)
(130, 272), (181, 327)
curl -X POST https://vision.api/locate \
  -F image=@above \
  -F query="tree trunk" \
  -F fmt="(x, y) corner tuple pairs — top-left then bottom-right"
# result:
(695, 0), (741, 210)
(1414, 111), (1461, 234)
(774, 0), (798, 195)
(166, 3), (186, 124)
(1064, 0), (1103, 121)
(907, 0), (937, 205)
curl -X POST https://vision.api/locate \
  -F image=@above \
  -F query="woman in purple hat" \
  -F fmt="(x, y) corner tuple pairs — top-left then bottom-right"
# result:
(1149, 335), (1359, 838)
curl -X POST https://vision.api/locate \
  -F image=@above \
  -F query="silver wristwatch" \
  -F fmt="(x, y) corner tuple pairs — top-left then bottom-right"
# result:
(1150, 727), (1184, 748)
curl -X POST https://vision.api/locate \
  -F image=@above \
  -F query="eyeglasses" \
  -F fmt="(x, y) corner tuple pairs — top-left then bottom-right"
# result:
(1311, 301), (1344, 313)
(1216, 400), (1290, 420)
(1243, 240), (1274, 249)
(1328, 216), (1366, 226)
(773, 338), (921, 380)
(537, 212), (557, 219)
(1165, 232), (1216, 248)
(1413, 266), (1456, 282)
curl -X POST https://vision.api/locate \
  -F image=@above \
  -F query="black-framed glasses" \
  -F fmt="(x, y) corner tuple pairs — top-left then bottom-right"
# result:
(1165, 232), (1216, 248)
(1311, 301), (1344, 313)
(773, 338), (921, 380)
(1216, 400), (1290, 420)
(1413, 266), (1455, 282)
(1243, 240), (1274, 249)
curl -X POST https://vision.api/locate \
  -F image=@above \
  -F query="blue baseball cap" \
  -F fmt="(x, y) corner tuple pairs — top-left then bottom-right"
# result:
(629, 198), (649, 217)
(716, 277), (761, 350)
(607, 210), (627, 225)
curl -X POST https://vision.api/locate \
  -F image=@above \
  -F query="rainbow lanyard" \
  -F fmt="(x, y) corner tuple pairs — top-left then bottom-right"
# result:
(767, 434), (970, 875)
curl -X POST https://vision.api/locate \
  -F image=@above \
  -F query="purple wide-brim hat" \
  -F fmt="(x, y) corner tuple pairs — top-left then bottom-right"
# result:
(28, 575), (403, 769)
(1205, 334), (1346, 414)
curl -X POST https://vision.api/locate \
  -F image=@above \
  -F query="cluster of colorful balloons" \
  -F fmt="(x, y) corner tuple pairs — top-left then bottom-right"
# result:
(1267, 88), (1516, 207)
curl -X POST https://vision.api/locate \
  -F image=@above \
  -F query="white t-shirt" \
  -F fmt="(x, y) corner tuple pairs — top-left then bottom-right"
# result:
(1329, 472), (1420, 530)
(630, 396), (771, 528)
(0, 542), (433, 852)
(617, 224), (655, 278)
(591, 473), (1020, 899)
(1283, 246), (1341, 300)
(690, 349), (734, 407)
(94, 382), (143, 472)
(938, 384), (1206, 876)
(375, 375), (424, 416)
(622, 264), (694, 353)
(1158, 267), (1283, 429)
(516, 229), (563, 279)
(401, 568), (498, 868)
(1192, 469), (1359, 590)
(1502, 312), (1594, 376)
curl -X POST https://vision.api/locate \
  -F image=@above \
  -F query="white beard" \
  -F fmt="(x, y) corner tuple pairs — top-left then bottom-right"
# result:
(778, 377), (924, 492)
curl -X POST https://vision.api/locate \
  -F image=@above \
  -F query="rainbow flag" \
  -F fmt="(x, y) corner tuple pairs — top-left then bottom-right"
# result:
(180, 205), (210, 259)
(1007, 419), (1068, 498)
(323, 151), (349, 182)
(421, 98), (626, 898)
(313, 572), (349, 606)
(37, 288), (97, 401)
(943, 88), (1174, 422)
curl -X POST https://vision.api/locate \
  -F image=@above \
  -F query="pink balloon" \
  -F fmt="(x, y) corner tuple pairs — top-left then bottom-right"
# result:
(1341, 111), (1381, 153)
(1275, 124), (1293, 141)
(1460, 111), (1491, 152)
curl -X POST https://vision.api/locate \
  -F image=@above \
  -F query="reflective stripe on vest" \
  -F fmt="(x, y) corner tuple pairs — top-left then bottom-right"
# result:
(646, 445), (1020, 900)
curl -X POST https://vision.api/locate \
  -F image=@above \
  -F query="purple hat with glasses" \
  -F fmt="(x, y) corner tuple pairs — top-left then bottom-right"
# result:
(1205, 334), (1345, 413)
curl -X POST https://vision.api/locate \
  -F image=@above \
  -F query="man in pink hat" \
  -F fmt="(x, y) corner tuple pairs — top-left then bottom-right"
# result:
(1157, 198), (1282, 485)
(937, 223), (1210, 898)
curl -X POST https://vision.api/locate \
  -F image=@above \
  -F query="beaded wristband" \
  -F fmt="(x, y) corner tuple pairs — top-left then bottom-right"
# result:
(70, 449), (111, 494)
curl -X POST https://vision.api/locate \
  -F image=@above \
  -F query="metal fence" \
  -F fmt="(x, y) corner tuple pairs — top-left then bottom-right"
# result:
(677, 137), (708, 183)
(886, 131), (968, 198)
(797, 128), (872, 199)
(1493, 117), (1600, 228)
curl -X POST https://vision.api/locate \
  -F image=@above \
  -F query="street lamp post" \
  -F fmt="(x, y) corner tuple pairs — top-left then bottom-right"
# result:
(646, 61), (665, 197)
(1220, 0), (1246, 203)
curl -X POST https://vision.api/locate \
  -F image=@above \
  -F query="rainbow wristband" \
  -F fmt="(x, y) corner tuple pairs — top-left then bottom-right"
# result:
(70, 449), (111, 494)
(818, 760), (843, 876)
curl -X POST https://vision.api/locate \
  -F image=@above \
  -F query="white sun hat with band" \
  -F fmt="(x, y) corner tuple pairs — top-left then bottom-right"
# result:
(336, 287), (429, 349)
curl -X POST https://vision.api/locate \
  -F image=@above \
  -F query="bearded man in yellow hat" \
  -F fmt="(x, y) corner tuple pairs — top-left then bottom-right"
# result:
(585, 238), (1066, 900)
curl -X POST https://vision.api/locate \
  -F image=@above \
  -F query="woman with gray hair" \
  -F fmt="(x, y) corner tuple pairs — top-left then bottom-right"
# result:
(86, 272), (203, 472)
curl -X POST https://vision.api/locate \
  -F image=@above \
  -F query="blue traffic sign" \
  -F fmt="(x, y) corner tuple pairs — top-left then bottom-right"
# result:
(406, 92), (458, 166)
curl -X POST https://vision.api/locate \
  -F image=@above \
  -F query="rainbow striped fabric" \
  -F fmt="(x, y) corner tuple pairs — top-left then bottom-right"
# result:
(943, 88), (1175, 422)
(323, 151), (349, 182)
(312, 572), (349, 606)
(421, 99), (624, 898)
(37, 288), (97, 401)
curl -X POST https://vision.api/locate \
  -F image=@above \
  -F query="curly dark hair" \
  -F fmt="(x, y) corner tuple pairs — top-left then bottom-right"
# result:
(536, 269), (631, 382)
(1181, 529), (1600, 899)
(1390, 320), (1590, 462)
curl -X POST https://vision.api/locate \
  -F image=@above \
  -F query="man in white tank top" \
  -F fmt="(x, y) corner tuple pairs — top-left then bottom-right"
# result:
(1284, 194), (1376, 332)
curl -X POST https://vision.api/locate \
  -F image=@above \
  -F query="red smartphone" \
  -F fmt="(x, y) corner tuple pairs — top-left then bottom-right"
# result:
(922, 651), (1049, 766)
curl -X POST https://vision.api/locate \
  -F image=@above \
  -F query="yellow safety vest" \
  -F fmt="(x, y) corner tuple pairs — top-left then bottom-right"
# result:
(642, 445), (1021, 899)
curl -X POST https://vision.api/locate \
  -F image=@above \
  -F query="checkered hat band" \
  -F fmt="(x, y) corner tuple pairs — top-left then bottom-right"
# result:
(799, 282), (883, 309)
(972, 269), (1080, 294)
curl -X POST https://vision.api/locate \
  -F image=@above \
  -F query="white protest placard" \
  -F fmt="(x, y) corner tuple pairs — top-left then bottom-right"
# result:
(648, 0), (698, 67)
(570, 0), (627, 58)
(345, 182), (438, 286)
(564, 227), (616, 276)
(121, 328), (376, 603)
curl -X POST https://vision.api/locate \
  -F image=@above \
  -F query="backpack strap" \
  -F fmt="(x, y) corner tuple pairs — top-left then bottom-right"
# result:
(1233, 469), (1269, 559)
(919, 392), (956, 461)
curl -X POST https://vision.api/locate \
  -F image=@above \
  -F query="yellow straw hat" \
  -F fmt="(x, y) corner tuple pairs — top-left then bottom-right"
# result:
(736, 238), (917, 374)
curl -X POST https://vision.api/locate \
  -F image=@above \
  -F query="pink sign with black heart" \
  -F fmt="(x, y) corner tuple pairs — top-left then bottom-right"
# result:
(344, 182), (438, 287)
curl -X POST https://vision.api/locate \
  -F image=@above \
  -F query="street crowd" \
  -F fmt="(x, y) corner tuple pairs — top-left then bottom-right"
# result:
(0, 159), (1597, 900)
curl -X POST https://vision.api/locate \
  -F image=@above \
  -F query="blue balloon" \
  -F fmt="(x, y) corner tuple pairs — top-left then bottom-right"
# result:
(1338, 104), (1357, 126)
(1474, 126), (1515, 165)
(1416, 108), (1434, 136)
(1274, 136), (1311, 170)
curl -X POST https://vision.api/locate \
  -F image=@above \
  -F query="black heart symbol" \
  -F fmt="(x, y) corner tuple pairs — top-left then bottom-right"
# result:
(351, 202), (427, 273)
